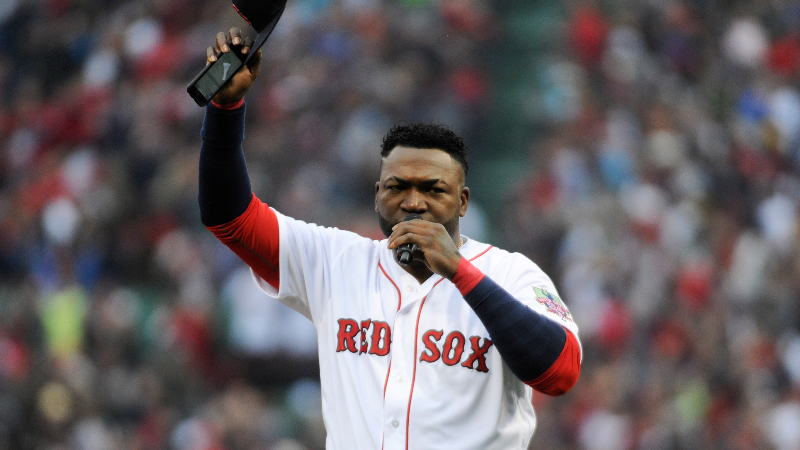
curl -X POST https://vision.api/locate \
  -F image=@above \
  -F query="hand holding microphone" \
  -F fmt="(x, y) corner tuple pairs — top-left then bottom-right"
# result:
(397, 213), (422, 266)
(389, 213), (464, 279)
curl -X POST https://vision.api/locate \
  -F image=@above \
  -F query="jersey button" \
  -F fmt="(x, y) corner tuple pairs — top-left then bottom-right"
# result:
(405, 285), (413, 292)
(397, 375), (404, 382)
(392, 420), (400, 428)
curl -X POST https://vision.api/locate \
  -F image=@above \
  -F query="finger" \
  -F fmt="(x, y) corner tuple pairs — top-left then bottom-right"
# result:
(242, 36), (254, 54)
(206, 46), (218, 64)
(229, 27), (243, 46)
(388, 234), (410, 249)
(246, 48), (262, 76)
(391, 218), (429, 231)
(391, 221), (437, 238)
(388, 222), (422, 243)
(388, 231), (427, 249)
(216, 31), (230, 53)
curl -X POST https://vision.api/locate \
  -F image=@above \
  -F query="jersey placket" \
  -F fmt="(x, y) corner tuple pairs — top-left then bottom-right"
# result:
(381, 271), (443, 450)
(381, 273), (420, 449)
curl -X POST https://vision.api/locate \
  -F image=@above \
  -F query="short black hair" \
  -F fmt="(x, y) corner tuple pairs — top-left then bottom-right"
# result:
(380, 122), (468, 175)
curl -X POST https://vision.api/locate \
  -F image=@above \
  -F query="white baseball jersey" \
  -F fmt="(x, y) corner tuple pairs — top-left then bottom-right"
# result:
(252, 210), (580, 450)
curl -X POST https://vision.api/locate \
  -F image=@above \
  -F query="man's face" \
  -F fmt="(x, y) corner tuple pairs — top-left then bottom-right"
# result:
(375, 146), (469, 241)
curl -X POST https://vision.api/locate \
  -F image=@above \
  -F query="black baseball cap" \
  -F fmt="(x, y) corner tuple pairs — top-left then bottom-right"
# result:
(232, 0), (288, 63)
(233, 0), (287, 33)
(186, 0), (287, 106)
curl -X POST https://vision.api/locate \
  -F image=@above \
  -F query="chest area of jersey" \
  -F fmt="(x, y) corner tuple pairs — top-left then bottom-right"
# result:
(327, 277), (496, 375)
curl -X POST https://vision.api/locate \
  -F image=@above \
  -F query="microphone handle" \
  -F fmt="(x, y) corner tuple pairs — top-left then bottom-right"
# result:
(398, 243), (418, 266)
(396, 213), (422, 266)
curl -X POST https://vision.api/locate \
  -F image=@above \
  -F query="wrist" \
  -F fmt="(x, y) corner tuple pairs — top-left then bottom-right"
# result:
(201, 100), (246, 147)
(211, 98), (245, 110)
(450, 257), (485, 295)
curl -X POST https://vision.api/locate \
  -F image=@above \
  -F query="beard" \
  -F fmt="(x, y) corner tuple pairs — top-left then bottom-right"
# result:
(377, 211), (460, 240)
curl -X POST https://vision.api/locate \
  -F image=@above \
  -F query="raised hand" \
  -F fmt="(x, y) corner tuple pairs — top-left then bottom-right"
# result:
(207, 27), (262, 105)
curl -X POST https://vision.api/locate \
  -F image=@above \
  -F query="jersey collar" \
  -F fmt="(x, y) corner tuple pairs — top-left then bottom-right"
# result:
(455, 236), (493, 262)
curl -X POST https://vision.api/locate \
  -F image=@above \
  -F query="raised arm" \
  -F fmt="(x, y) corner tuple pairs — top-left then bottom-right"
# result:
(199, 28), (280, 289)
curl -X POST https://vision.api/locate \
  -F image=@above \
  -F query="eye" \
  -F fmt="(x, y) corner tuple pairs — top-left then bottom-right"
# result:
(430, 187), (446, 194)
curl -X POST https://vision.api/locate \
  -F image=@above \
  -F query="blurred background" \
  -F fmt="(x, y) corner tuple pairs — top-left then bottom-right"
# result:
(1, 0), (800, 448)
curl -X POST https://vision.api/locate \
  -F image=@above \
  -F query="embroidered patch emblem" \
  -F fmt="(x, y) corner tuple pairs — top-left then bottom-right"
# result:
(533, 287), (572, 321)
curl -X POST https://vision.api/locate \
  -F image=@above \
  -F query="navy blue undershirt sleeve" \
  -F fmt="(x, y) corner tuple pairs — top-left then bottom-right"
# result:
(199, 103), (253, 227)
(462, 276), (567, 381)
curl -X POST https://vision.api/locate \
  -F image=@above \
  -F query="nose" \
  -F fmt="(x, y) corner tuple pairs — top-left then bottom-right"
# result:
(402, 188), (426, 213)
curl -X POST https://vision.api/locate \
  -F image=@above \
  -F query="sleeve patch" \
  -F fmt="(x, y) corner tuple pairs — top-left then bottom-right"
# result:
(533, 287), (572, 322)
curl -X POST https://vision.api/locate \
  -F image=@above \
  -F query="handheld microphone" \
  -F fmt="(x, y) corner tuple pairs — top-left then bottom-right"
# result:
(397, 213), (422, 266)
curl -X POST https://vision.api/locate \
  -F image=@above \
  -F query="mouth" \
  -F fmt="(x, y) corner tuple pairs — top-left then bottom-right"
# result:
(378, 212), (428, 238)
(401, 212), (425, 223)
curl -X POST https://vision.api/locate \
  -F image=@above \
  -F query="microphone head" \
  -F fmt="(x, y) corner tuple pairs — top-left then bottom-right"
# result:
(403, 213), (423, 222)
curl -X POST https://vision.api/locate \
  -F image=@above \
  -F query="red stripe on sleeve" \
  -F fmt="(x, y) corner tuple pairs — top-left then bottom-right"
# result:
(450, 257), (485, 295)
(207, 193), (280, 289)
(525, 328), (581, 396)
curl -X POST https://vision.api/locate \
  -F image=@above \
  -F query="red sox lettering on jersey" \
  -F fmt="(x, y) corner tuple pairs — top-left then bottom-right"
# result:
(419, 329), (493, 372)
(249, 212), (579, 450)
(335, 319), (392, 356)
(336, 318), (494, 373)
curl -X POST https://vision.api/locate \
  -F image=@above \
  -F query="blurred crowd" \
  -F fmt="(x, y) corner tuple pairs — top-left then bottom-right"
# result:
(1, 0), (799, 449)
(0, 0), (494, 448)
(500, 1), (800, 449)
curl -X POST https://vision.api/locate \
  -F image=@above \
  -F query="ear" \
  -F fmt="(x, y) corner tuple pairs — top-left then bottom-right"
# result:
(374, 181), (380, 212)
(459, 186), (470, 217)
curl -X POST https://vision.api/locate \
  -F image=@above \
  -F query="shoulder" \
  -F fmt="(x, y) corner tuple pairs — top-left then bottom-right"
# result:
(275, 210), (382, 254)
(464, 239), (544, 277)
(468, 240), (560, 295)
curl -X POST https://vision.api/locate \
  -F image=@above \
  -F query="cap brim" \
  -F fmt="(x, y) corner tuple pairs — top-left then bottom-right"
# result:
(233, 0), (287, 33)
(243, 1), (285, 66)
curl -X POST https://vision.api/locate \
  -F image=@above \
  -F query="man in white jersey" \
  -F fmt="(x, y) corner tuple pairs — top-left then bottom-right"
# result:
(198, 28), (581, 450)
